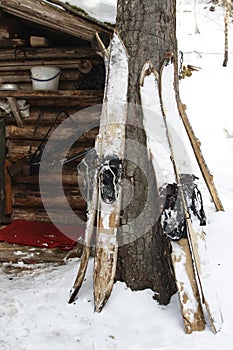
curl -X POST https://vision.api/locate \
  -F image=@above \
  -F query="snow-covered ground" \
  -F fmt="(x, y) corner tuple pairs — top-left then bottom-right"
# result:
(1, 1), (233, 349)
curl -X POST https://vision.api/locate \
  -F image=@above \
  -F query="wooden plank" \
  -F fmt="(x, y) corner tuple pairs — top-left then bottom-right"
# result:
(13, 192), (86, 208)
(0, 90), (103, 99)
(7, 124), (98, 140)
(12, 172), (81, 186)
(0, 0), (112, 42)
(1, 90), (103, 107)
(12, 207), (86, 223)
(12, 108), (100, 125)
(7, 97), (24, 127)
(0, 70), (82, 83)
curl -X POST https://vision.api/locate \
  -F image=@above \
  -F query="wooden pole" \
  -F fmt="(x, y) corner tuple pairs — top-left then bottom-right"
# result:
(4, 159), (12, 216)
(7, 97), (24, 128)
(178, 102), (224, 211)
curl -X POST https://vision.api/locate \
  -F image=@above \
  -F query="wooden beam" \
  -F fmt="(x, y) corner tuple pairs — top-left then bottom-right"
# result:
(12, 207), (86, 223)
(0, 58), (102, 72)
(0, 47), (100, 61)
(7, 97), (24, 127)
(7, 124), (98, 140)
(1, 90), (103, 99)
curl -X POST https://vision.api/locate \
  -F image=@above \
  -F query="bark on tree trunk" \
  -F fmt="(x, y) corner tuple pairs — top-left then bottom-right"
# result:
(115, 0), (177, 305)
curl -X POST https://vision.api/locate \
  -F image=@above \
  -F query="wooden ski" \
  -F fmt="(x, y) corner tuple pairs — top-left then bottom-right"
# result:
(93, 32), (128, 312)
(69, 33), (111, 304)
(160, 54), (223, 333)
(140, 61), (205, 334)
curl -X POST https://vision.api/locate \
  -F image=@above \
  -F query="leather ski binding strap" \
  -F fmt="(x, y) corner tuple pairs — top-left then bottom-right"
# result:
(99, 154), (123, 204)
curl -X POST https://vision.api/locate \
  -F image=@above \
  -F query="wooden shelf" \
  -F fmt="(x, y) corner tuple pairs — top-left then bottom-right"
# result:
(0, 90), (104, 107)
(0, 90), (103, 99)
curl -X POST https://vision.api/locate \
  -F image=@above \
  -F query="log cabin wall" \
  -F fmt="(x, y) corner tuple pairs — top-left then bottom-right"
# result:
(0, 8), (108, 225)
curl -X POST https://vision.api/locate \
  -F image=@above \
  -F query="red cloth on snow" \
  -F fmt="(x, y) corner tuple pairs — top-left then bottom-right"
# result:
(0, 220), (85, 251)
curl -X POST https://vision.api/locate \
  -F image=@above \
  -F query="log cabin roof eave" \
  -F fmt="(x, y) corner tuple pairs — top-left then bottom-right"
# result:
(0, 0), (113, 43)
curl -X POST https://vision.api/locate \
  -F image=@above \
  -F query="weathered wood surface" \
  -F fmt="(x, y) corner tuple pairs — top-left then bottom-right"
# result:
(7, 97), (24, 127)
(0, 47), (100, 61)
(5, 107), (100, 124)
(0, 90), (103, 99)
(13, 172), (81, 186)
(12, 188), (86, 208)
(0, 71), (82, 83)
(0, 90), (103, 107)
(0, 59), (102, 72)
(12, 207), (86, 223)
(0, 0), (112, 42)
(7, 124), (98, 142)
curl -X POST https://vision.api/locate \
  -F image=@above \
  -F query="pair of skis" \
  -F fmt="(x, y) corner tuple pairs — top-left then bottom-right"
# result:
(140, 55), (223, 333)
(69, 31), (223, 334)
(69, 32), (128, 312)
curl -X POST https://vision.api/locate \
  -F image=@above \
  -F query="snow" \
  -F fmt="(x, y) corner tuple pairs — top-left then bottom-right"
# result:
(60, 0), (117, 23)
(1, 0), (233, 349)
(140, 61), (176, 186)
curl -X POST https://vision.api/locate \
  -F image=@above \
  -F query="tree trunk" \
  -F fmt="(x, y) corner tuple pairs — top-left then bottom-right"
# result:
(115, 0), (177, 305)
(223, 0), (230, 67)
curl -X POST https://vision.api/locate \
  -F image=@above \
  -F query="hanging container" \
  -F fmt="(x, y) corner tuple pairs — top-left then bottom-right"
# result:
(31, 66), (60, 91)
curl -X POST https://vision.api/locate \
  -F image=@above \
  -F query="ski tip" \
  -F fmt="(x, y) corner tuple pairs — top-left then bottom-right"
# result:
(140, 60), (159, 87)
(161, 52), (175, 70)
(111, 30), (129, 58)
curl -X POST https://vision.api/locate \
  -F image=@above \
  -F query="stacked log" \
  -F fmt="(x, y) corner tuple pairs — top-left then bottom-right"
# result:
(0, 46), (103, 224)
(6, 107), (100, 224)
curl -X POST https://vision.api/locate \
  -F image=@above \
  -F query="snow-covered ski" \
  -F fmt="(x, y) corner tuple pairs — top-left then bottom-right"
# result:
(94, 32), (128, 312)
(69, 32), (128, 311)
(140, 61), (205, 334)
(68, 33), (111, 305)
(160, 54), (223, 333)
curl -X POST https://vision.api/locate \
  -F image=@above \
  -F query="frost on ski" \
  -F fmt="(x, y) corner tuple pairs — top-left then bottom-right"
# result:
(94, 32), (128, 312)
(161, 57), (223, 333)
(160, 59), (193, 175)
(140, 61), (175, 188)
(140, 61), (206, 332)
(99, 33), (128, 158)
